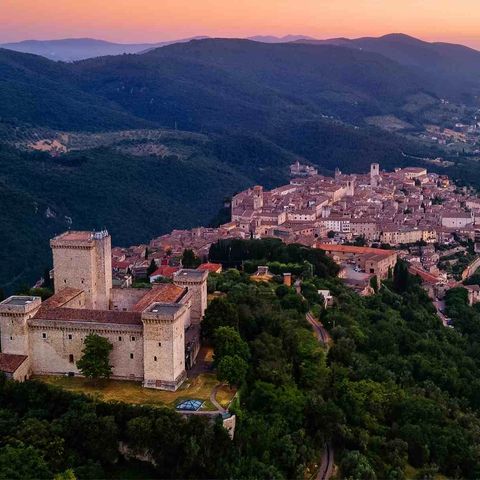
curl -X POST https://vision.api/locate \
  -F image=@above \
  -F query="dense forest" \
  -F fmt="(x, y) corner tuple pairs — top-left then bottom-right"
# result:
(3, 241), (480, 478)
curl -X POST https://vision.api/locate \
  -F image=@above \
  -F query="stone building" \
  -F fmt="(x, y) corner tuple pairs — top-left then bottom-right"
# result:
(0, 231), (208, 391)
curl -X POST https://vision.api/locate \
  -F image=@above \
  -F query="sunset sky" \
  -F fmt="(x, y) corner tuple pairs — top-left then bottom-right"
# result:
(2, 0), (480, 49)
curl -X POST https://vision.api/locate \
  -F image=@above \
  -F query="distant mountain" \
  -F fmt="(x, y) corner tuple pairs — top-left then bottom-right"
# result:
(297, 33), (480, 96)
(248, 34), (316, 43)
(0, 36), (208, 61)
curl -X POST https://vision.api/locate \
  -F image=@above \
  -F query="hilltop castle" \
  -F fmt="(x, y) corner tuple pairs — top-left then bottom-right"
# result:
(0, 230), (208, 390)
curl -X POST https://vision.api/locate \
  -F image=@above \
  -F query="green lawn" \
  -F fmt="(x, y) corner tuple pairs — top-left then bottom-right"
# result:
(35, 373), (223, 410)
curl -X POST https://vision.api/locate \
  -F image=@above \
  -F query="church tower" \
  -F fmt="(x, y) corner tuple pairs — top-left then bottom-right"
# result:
(370, 163), (380, 187)
(252, 186), (264, 210)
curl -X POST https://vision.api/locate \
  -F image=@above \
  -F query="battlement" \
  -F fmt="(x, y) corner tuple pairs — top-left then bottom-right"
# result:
(174, 269), (208, 284)
(142, 302), (188, 323)
(0, 296), (42, 315)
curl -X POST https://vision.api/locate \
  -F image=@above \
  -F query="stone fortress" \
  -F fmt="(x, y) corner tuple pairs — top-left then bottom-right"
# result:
(0, 230), (208, 390)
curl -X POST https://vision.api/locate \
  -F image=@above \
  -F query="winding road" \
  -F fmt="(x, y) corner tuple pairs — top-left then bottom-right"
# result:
(306, 311), (334, 480)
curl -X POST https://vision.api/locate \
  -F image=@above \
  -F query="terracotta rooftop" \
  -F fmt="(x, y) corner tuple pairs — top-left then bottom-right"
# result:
(132, 284), (186, 312)
(41, 288), (83, 309)
(34, 307), (142, 325)
(197, 263), (222, 273)
(150, 265), (179, 278)
(0, 353), (28, 373)
(53, 231), (93, 242)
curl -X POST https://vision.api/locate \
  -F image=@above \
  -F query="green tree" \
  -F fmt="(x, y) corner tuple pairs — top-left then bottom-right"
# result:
(340, 451), (377, 480)
(213, 326), (250, 364)
(217, 355), (248, 387)
(77, 334), (113, 381)
(54, 469), (76, 480)
(201, 297), (239, 340)
(147, 259), (157, 277)
(0, 444), (51, 480)
(393, 260), (410, 292)
(182, 249), (201, 268)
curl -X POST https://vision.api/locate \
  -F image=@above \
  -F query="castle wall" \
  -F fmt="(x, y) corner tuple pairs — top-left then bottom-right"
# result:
(51, 231), (112, 311)
(173, 270), (208, 324)
(0, 297), (41, 357)
(111, 288), (148, 311)
(11, 358), (31, 382)
(52, 244), (96, 309)
(29, 321), (144, 380)
(142, 304), (188, 390)
(94, 234), (112, 310)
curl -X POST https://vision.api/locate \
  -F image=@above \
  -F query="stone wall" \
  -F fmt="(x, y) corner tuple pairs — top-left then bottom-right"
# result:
(111, 288), (148, 311)
(12, 357), (31, 382)
(142, 304), (188, 390)
(0, 297), (41, 356)
(28, 320), (144, 380)
(52, 243), (97, 309)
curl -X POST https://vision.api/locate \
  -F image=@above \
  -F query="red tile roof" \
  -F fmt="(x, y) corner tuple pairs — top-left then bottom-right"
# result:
(132, 284), (186, 312)
(197, 263), (222, 273)
(150, 265), (179, 279)
(34, 307), (142, 325)
(0, 353), (28, 373)
(41, 288), (83, 309)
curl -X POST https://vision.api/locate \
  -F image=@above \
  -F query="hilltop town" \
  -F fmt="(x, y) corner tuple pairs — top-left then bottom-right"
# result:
(109, 162), (480, 296)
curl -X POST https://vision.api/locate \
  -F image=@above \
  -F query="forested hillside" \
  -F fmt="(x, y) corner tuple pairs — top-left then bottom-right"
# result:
(3, 242), (480, 478)
(0, 38), (477, 291)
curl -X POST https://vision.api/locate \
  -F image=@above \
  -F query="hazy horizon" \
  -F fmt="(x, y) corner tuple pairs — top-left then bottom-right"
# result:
(2, 0), (480, 49)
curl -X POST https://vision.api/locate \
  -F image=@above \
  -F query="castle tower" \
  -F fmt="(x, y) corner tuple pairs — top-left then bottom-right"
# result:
(0, 296), (41, 357)
(370, 163), (380, 187)
(142, 303), (189, 391)
(252, 186), (264, 210)
(50, 230), (112, 310)
(173, 269), (208, 323)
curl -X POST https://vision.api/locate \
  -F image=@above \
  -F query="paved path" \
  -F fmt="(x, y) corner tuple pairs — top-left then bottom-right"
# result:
(210, 383), (226, 413)
(317, 443), (334, 480)
(178, 383), (226, 416)
(306, 312), (331, 346)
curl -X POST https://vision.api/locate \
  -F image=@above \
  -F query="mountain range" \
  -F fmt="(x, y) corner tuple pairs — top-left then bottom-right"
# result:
(0, 35), (314, 61)
(0, 34), (479, 292)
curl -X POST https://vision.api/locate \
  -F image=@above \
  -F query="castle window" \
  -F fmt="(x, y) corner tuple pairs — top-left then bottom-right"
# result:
(131, 336), (136, 341)
(154, 356), (157, 362)
(158, 342), (162, 347)
(118, 336), (122, 341)
(10, 336), (13, 340)
(68, 334), (72, 340)
(130, 353), (134, 359)
(42, 332), (47, 339)
(69, 354), (74, 364)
